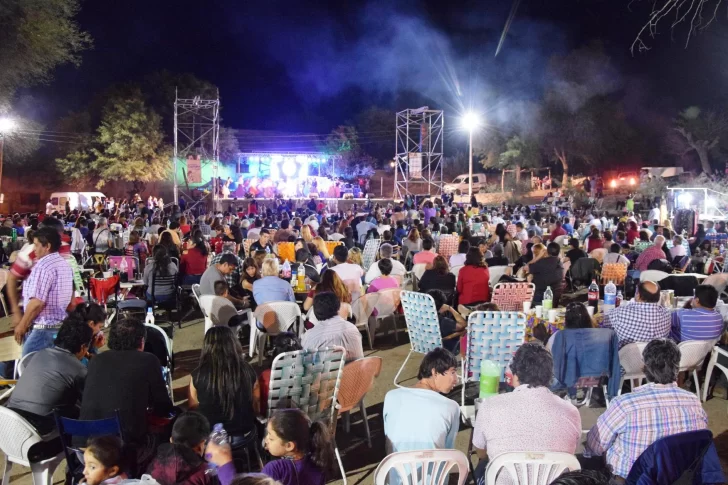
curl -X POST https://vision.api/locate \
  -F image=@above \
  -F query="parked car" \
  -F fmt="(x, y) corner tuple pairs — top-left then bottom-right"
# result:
(609, 172), (638, 190)
(443, 173), (488, 194)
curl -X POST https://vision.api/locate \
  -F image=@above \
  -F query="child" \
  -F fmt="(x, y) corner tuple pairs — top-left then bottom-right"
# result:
(262, 409), (334, 485)
(146, 411), (216, 485)
(82, 435), (128, 485)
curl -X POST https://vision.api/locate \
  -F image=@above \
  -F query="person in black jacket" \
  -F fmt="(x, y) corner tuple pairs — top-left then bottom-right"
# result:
(79, 318), (174, 465)
(418, 255), (456, 297)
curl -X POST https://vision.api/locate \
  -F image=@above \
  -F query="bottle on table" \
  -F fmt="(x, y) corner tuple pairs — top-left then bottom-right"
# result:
(145, 307), (155, 325)
(616, 290), (623, 308)
(542, 286), (553, 311)
(207, 423), (230, 475)
(603, 281), (617, 313)
(281, 260), (291, 279)
(588, 279), (599, 313)
(297, 263), (305, 291)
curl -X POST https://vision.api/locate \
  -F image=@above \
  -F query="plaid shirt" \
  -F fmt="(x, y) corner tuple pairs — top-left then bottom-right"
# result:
(586, 383), (708, 478)
(600, 301), (671, 348)
(210, 251), (243, 288)
(634, 244), (666, 271)
(22, 252), (74, 326)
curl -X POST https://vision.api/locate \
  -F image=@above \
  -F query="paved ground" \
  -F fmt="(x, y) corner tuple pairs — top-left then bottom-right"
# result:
(2, 312), (727, 485)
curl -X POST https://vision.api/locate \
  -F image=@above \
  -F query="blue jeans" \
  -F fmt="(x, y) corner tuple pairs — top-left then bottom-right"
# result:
(22, 328), (58, 356)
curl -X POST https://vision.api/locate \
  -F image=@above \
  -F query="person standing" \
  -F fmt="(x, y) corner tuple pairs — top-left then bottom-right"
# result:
(13, 227), (74, 356)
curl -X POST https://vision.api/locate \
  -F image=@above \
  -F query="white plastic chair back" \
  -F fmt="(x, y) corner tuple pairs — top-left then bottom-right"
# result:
(362, 239), (381, 272)
(253, 301), (301, 336)
(618, 342), (648, 390)
(488, 265), (510, 287)
(639, 270), (670, 283)
(342, 279), (363, 304)
(702, 346), (728, 402)
(450, 265), (463, 281)
(485, 452), (581, 485)
(679, 340), (717, 371)
(400, 291), (443, 353)
(372, 288), (402, 321)
(373, 449), (470, 485)
(17, 351), (37, 377)
(412, 263), (427, 281)
(0, 406), (46, 465)
(0, 268), (9, 292)
(192, 284), (212, 330)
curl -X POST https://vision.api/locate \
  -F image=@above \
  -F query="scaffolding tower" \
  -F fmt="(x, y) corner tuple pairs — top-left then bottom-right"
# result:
(394, 107), (444, 200)
(173, 92), (220, 206)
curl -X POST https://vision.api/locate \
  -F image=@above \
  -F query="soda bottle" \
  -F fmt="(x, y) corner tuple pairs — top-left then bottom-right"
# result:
(542, 286), (553, 311)
(603, 281), (617, 313)
(616, 290), (623, 308)
(11, 227), (16, 243)
(281, 260), (291, 279)
(297, 263), (305, 290)
(587, 279), (599, 313)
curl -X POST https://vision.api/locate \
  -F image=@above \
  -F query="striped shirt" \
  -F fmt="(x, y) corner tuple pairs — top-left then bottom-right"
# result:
(670, 308), (725, 343)
(301, 316), (363, 362)
(586, 383), (708, 478)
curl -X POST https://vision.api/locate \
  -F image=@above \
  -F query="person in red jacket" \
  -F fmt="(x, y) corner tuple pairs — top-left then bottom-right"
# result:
(180, 231), (209, 285)
(457, 247), (491, 307)
(549, 220), (567, 242)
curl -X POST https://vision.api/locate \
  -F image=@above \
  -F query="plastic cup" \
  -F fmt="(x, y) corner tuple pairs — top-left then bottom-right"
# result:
(523, 301), (532, 313)
(535, 305), (543, 318)
(548, 309), (558, 323)
(586, 306), (595, 317)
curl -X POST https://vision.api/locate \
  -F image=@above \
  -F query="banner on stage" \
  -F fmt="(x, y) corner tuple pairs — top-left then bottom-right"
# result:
(408, 153), (423, 179)
(187, 155), (201, 183)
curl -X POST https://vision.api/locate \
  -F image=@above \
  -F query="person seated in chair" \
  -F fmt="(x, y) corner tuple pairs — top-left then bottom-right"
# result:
(472, 343), (581, 484)
(7, 315), (93, 434)
(301, 292), (363, 362)
(146, 412), (218, 485)
(204, 281), (248, 328)
(143, 245), (178, 303)
(427, 289), (466, 354)
(586, 339), (708, 481)
(364, 243), (405, 284)
(671, 284), (724, 343)
(200, 252), (248, 308)
(383, 348), (460, 454)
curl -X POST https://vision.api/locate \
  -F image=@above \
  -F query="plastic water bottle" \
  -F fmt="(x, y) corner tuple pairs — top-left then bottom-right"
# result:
(542, 286), (554, 311)
(145, 307), (155, 325)
(479, 360), (501, 398)
(290, 265), (297, 288)
(281, 260), (291, 279)
(603, 281), (617, 313)
(588, 279), (599, 313)
(616, 290), (623, 308)
(207, 424), (230, 475)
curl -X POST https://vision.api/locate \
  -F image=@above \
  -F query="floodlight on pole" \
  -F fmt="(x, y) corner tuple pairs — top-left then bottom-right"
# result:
(462, 112), (481, 200)
(0, 117), (15, 206)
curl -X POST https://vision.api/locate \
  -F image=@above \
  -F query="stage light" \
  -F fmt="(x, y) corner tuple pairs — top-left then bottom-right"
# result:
(462, 112), (480, 132)
(298, 162), (308, 179)
(678, 192), (693, 205)
(282, 158), (297, 176)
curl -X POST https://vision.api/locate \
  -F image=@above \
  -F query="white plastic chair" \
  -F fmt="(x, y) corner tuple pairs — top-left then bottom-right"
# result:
(145, 322), (174, 399)
(638, 270), (670, 283)
(374, 449), (470, 485)
(0, 406), (65, 485)
(16, 351), (37, 378)
(678, 339), (718, 399)
(395, 291), (444, 387)
(618, 342), (649, 395)
(450, 265), (464, 282)
(485, 452), (581, 485)
(412, 263), (428, 281)
(368, 288), (403, 342)
(250, 302), (302, 363)
(191, 284), (212, 331)
(488, 265), (510, 287)
(0, 268), (10, 317)
(702, 345), (728, 402)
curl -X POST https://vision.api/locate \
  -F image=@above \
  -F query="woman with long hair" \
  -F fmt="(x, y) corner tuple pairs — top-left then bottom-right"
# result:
(457, 247), (491, 306)
(402, 228), (422, 254)
(241, 257), (261, 293)
(178, 215), (191, 236)
(142, 245), (178, 301)
(158, 230), (180, 260)
(546, 302), (593, 350)
(124, 230), (148, 264)
(347, 247), (363, 267)
(585, 227), (603, 253)
(301, 225), (314, 243)
(418, 255), (456, 294)
(302, 270), (351, 319)
(180, 230), (208, 285)
(189, 326), (259, 443)
(312, 236), (330, 261)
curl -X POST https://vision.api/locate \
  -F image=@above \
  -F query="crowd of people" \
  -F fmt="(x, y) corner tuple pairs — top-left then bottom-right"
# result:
(1, 190), (727, 485)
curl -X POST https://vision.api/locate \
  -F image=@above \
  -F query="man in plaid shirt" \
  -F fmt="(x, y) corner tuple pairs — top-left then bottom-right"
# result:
(634, 235), (668, 271)
(586, 339), (707, 479)
(210, 242), (244, 296)
(14, 227), (74, 356)
(601, 281), (670, 348)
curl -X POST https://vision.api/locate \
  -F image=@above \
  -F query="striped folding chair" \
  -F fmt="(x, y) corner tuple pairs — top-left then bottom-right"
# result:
(437, 235), (459, 260)
(491, 283), (535, 312)
(267, 346), (348, 483)
(362, 239), (381, 272)
(395, 291), (444, 387)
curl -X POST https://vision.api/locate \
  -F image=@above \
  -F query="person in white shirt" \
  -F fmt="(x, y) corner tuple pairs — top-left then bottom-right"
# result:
(364, 244), (405, 284)
(603, 243), (631, 266)
(45, 199), (54, 215)
(448, 240), (469, 268)
(514, 222), (529, 242)
(330, 245), (364, 290)
(356, 219), (376, 245)
(648, 205), (661, 225)
(670, 235), (687, 260)
(301, 292), (363, 362)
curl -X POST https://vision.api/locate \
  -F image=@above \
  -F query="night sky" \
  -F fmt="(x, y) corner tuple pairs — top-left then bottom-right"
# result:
(21, 0), (728, 137)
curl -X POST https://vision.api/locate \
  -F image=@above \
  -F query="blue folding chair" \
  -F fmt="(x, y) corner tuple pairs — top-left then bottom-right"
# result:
(53, 409), (125, 485)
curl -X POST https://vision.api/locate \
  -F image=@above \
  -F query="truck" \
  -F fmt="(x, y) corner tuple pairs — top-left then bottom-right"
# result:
(49, 191), (107, 213)
(443, 173), (488, 194)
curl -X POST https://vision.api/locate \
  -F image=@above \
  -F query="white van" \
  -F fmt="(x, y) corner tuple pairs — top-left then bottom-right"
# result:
(443, 173), (488, 194)
(50, 192), (106, 213)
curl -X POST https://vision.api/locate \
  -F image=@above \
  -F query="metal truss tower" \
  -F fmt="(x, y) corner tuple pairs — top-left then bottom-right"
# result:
(173, 92), (220, 205)
(394, 107), (444, 200)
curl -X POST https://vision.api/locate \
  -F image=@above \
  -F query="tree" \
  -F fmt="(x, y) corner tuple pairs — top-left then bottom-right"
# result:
(631, 0), (720, 54)
(218, 126), (240, 163)
(673, 106), (728, 175)
(0, 0), (91, 111)
(325, 125), (360, 165)
(498, 135), (542, 183)
(57, 96), (171, 190)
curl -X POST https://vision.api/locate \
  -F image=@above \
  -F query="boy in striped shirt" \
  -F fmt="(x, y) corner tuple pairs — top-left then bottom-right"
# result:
(671, 285), (725, 343)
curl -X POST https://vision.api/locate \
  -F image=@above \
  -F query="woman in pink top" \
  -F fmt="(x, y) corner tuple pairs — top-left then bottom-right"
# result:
(367, 259), (400, 294)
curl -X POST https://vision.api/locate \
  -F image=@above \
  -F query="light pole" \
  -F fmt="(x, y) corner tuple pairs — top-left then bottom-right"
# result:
(462, 112), (480, 200)
(0, 118), (17, 206)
